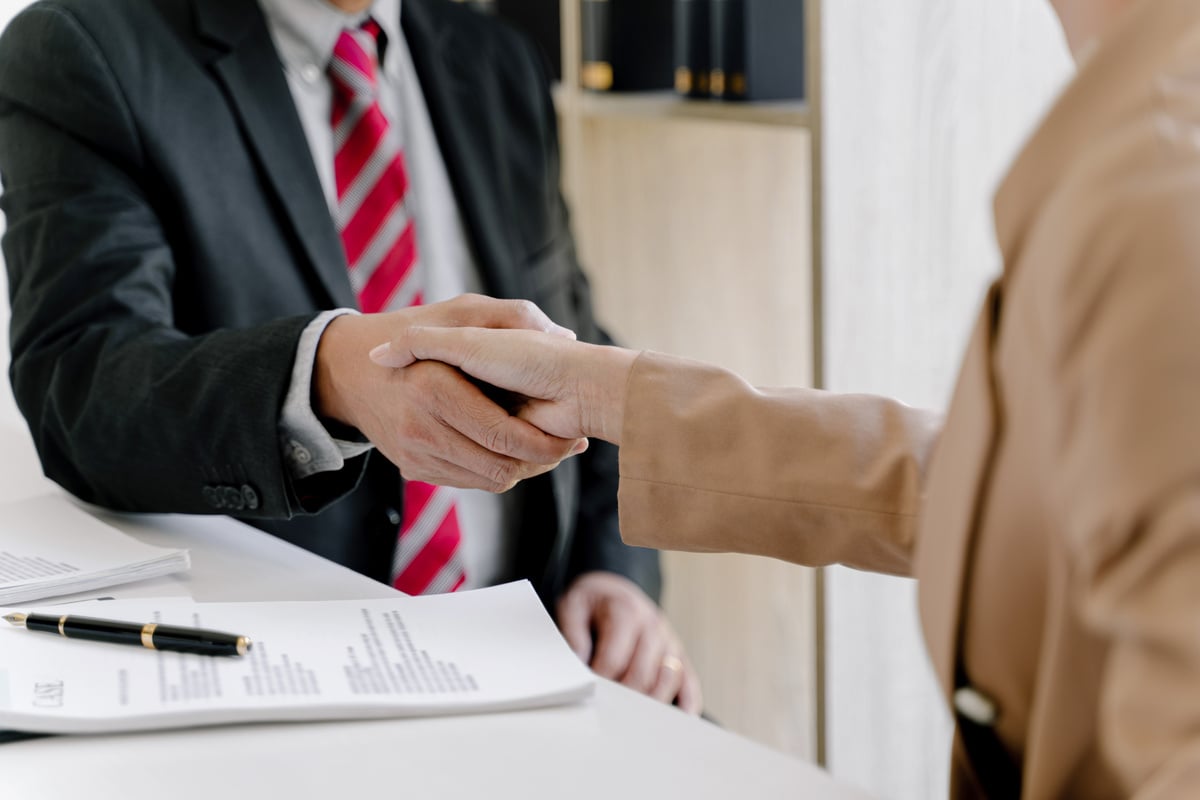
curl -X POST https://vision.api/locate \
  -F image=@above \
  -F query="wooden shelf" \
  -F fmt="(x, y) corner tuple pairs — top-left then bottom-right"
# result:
(554, 86), (812, 129)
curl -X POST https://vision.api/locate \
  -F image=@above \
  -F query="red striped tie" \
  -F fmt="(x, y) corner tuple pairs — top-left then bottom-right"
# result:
(330, 21), (466, 595)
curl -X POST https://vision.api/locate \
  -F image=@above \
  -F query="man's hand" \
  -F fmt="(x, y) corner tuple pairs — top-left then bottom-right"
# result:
(315, 295), (587, 492)
(557, 572), (702, 715)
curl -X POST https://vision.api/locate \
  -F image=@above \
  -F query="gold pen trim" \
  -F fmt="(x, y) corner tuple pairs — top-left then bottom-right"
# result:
(58, 614), (68, 636)
(236, 636), (252, 656)
(141, 622), (157, 650)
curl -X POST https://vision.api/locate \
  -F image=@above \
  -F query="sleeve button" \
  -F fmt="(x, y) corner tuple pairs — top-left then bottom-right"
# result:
(202, 486), (223, 509)
(241, 484), (260, 511)
(221, 486), (245, 511)
(288, 439), (313, 466)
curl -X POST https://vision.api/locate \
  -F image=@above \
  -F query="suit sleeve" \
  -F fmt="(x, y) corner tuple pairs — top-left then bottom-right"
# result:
(512, 29), (663, 600)
(1040, 159), (1200, 797)
(618, 353), (942, 577)
(0, 5), (362, 518)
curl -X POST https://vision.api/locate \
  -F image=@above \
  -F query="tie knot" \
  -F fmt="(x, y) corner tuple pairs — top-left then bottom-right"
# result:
(331, 20), (384, 98)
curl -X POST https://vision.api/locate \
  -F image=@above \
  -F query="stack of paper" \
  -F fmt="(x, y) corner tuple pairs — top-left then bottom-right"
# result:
(0, 494), (190, 605)
(0, 581), (594, 734)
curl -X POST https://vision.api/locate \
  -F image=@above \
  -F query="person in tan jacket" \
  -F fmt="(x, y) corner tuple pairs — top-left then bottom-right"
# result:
(368, 0), (1200, 796)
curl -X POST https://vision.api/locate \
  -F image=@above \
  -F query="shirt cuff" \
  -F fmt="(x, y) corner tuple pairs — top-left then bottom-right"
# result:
(279, 309), (375, 480)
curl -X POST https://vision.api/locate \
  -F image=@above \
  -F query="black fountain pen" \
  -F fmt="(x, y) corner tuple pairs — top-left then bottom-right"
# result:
(3, 612), (252, 657)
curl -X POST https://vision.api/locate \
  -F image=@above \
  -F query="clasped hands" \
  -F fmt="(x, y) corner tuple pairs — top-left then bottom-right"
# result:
(315, 293), (631, 490)
(315, 295), (700, 714)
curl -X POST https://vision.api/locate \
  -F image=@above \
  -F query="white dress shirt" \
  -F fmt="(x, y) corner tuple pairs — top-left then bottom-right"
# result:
(261, 0), (515, 589)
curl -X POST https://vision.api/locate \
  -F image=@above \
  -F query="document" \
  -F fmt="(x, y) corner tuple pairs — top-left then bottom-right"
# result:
(0, 581), (594, 734)
(0, 494), (190, 605)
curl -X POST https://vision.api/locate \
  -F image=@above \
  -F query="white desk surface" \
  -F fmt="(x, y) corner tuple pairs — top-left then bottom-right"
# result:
(0, 419), (868, 799)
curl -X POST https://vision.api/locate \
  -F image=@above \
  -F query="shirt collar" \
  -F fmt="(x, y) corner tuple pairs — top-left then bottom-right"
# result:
(259, 0), (403, 74)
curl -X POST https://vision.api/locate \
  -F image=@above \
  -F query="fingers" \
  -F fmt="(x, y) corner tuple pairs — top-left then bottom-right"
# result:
(558, 574), (702, 713)
(370, 338), (416, 369)
(390, 450), (543, 493)
(373, 328), (593, 441)
(373, 327), (555, 395)
(620, 627), (668, 695)
(556, 590), (595, 664)
(437, 294), (577, 338)
(376, 364), (585, 490)
(588, 604), (640, 682)
(442, 372), (582, 465)
(592, 605), (696, 712)
(369, 296), (576, 369)
(671, 660), (704, 716)
(369, 326), (511, 373)
(515, 398), (586, 442)
(649, 653), (685, 705)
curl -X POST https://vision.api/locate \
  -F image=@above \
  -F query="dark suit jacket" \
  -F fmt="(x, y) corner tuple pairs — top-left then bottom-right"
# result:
(0, 0), (660, 605)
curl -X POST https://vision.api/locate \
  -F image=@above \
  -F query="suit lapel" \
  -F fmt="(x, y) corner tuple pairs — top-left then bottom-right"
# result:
(191, 0), (357, 309)
(915, 281), (1004, 700)
(401, 0), (521, 300)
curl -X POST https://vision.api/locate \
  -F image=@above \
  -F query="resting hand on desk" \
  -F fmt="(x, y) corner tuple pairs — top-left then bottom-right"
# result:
(369, 325), (635, 446)
(316, 296), (588, 492)
(558, 572), (702, 715)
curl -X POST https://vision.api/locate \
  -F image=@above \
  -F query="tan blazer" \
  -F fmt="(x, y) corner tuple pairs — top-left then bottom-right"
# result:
(616, 1), (1200, 796)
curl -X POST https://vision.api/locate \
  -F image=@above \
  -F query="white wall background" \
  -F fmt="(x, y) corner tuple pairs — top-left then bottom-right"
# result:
(821, 2), (1072, 798)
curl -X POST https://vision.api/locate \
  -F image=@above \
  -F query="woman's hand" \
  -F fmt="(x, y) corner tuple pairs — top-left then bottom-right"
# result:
(369, 326), (639, 445)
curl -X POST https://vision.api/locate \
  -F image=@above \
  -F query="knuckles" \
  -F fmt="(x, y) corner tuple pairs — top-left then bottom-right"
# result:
(480, 418), (515, 457)
(369, 341), (560, 493)
(509, 298), (543, 328)
(485, 458), (520, 491)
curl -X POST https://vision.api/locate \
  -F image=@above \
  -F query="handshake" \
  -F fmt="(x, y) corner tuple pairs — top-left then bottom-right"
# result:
(315, 294), (638, 492)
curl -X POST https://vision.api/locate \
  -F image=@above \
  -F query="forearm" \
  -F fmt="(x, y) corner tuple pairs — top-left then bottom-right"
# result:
(618, 352), (942, 576)
(11, 312), (326, 517)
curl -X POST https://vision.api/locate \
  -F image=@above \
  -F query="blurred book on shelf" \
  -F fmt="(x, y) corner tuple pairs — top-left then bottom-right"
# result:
(461, 0), (803, 105)
(582, 0), (674, 92)
(710, 0), (805, 102)
(674, 0), (711, 98)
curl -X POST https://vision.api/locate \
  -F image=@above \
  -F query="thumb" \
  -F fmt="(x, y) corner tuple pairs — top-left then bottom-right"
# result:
(557, 588), (595, 664)
(368, 329), (427, 369)
(372, 325), (478, 371)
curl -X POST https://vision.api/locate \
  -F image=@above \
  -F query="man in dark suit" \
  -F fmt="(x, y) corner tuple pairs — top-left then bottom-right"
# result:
(0, 0), (700, 711)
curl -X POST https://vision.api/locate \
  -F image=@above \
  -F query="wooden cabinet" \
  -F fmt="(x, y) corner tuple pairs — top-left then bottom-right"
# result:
(555, 0), (823, 763)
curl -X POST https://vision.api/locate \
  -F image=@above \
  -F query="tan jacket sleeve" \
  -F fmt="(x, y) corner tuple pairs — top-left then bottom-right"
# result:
(1043, 154), (1200, 797)
(617, 353), (942, 576)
